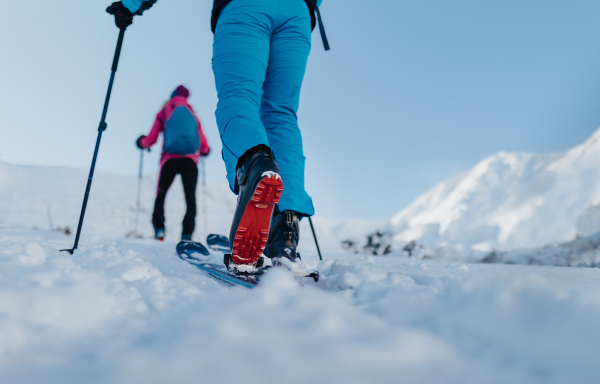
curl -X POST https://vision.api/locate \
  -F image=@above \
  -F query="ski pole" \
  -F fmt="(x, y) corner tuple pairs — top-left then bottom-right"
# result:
(201, 156), (208, 240)
(308, 216), (323, 261)
(61, 27), (127, 254)
(133, 149), (144, 236)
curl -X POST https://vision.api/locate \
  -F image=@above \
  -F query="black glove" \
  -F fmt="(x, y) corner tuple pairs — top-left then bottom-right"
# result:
(106, 2), (134, 29)
(136, 135), (146, 149)
(135, 1), (157, 16)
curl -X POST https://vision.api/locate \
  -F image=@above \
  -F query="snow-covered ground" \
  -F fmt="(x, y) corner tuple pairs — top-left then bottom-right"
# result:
(2, 228), (600, 383)
(2, 160), (600, 383)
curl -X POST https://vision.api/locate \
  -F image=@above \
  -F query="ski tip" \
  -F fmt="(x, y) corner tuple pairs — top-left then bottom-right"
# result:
(207, 234), (231, 253)
(207, 234), (230, 243)
(177, 240), (210, 256)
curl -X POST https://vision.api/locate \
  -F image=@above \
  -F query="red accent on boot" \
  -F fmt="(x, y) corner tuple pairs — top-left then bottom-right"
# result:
(231, 174), (283, 265)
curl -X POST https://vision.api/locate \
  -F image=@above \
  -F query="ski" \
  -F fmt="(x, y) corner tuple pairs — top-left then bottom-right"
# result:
(207, 234), (230, 253)
(176, 241), (259, 289)
(177, 236), (319, 288)
(206, 234), (320, 282)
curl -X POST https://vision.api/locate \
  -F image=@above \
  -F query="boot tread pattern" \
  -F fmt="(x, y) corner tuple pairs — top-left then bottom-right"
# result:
(232, 175), (283, 264)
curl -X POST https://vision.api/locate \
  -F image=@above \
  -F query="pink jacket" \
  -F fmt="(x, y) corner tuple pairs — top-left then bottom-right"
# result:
(139, 96), (210, 167)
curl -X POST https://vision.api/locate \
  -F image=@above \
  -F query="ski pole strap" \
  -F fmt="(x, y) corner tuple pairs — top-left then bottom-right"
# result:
(311, 1), (330, 51)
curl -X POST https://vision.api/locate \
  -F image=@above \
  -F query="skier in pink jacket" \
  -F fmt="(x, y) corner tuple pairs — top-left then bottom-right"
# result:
(136, 85), (210, 241)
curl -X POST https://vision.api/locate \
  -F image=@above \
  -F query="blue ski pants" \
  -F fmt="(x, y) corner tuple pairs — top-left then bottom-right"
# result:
(212, 0), (315, 216)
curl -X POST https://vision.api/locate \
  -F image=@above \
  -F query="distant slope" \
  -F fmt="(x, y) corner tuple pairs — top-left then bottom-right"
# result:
(0, 161), (237, 242)
(390, 128), (600, 251)
(480, 231), (600, 267)
(0, 161), (377, 253)
(15, 123), (600, 259)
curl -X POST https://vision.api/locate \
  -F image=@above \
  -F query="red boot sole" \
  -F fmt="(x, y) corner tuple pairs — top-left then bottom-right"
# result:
(231, 173), (283, 265)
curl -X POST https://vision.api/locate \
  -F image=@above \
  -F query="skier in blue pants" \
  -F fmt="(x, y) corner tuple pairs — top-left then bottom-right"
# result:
(107, 0), (328, 272)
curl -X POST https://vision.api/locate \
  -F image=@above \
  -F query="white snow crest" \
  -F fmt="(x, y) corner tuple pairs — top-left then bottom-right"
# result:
(389, 127), (600, 252)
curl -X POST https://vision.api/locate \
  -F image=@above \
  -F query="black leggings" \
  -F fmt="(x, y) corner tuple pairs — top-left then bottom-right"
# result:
(152, 158), (198, 234)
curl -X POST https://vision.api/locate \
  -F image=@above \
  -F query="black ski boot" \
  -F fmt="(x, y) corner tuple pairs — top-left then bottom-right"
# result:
(264, 207), (300, 259)
(228, 145), (283, 270)
(263, 207), (317, 280)
(181, 233), (192, 241)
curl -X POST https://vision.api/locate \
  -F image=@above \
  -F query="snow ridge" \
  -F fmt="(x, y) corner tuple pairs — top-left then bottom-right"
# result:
(390, 127), (600, 252)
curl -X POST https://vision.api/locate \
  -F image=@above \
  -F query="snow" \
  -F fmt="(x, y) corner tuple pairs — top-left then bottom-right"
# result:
(389, 127), (600, 253)
(2, 229), (600, 383)
(2, 154), (600, 383)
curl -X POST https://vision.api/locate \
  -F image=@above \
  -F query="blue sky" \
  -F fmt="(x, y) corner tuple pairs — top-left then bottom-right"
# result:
(2, 1), (600, 221)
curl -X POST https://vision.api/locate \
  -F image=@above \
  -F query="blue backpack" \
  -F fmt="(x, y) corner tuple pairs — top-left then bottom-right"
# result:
(163, 106), (200, 155)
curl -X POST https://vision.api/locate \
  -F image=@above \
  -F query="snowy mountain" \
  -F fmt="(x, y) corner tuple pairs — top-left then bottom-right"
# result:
(389, 128), (600, 252)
